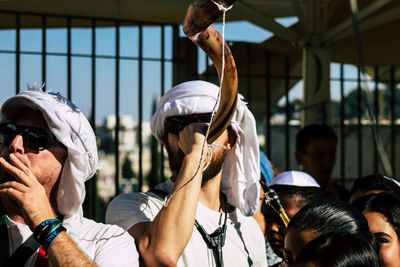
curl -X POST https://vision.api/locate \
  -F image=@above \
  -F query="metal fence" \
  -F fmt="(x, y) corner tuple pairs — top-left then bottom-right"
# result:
(0, 10), (399, 221)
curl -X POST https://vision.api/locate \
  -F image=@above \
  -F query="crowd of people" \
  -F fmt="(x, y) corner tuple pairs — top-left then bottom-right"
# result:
(0, 80), (399, 267)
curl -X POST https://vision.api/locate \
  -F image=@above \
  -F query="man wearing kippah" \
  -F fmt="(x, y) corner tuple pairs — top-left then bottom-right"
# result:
(263, 171), (321, 267)
(106, 80), (267, 266)
(0, 86), (138, 266)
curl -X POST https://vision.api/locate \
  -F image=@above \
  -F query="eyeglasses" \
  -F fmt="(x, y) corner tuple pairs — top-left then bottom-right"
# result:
(165, 113), (212, 135)
(0, 122), (60, 152)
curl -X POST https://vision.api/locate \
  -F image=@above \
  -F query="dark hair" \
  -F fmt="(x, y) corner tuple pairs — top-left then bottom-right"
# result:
(350, 174), (400, 199)
(352, 193), (400, 239)
(287, 200), (372, 242)
(295, 124), (337, 154)
(270, 185), (322, 208)
(294, 233), (382, 267)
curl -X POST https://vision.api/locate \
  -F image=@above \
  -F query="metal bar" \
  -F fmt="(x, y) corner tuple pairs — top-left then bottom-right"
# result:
(138, 24), (143, 192)
(16, 13), (20, 94)
(90, 18), (97, 219)
(340, 64), (345, 185)
(374, 66), (379, 173)
(290, 0), (308, 40)
(0, 49), (173, 62)
(0, 9), (173, 26)
(390, 66), (396, 177)
(114, 21), (120, 195)
(42, 15), (46, 83)
(322, 0), (393, 43)
(332, 6), (400, 42)
(160, 25), (165, 182)
(357, 67), (362, 178)
(67, 17), (71, 99)
(265, 49), (271, 158)
(236, 1), (298, 42)
(285, 55), (290, 170)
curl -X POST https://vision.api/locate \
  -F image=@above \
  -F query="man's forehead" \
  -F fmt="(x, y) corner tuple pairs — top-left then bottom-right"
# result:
(14, 109), (49, 131)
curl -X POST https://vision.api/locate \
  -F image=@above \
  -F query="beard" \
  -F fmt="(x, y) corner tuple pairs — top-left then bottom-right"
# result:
(164, 142), (226, 182)
(202, 146), (226, 183)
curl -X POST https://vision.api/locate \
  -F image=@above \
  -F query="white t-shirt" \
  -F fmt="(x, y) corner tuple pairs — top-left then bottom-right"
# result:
(6, 214), (139, 267)
(106, 179), (267, 267)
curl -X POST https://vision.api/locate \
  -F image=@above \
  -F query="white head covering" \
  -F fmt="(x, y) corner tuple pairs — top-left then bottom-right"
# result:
(269, 171), (320, 188)
(151, 80), (260, 216)
(0, 86), (98, 220)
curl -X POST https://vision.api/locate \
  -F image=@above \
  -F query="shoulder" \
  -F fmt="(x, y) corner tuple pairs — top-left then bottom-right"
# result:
(68, 218), (139, 266)
(71, 217), (133, 241)
(105, 192), (165, 230)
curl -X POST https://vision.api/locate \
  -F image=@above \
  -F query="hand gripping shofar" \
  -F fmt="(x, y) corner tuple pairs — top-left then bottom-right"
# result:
(183, 0), (238, 143)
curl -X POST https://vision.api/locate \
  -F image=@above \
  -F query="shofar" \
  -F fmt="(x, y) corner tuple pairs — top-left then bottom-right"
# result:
(183, 0), (238, 143)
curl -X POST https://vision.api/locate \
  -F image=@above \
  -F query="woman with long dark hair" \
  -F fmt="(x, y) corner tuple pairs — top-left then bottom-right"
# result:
(293, 233), (381, 267)
(283, 200), (375, 266)
(353, 193), (400, 267)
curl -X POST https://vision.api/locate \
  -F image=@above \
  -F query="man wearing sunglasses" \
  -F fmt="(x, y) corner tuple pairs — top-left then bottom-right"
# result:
(0, 87), (138, 266)
(107, 80), (266, 266)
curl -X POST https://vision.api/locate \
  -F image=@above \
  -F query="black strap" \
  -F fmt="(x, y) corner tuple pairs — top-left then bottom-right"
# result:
(194, 215), (227, 267)
(0, 202), (41, 267)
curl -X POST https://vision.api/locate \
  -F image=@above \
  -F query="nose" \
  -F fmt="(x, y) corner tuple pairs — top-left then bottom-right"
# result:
(270, 221), (282, 233)
(9, 134), (25, 154)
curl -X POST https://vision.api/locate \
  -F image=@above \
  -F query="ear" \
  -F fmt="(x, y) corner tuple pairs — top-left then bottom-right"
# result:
(226, 127), (237, 151)
(295, 150), (303, 165)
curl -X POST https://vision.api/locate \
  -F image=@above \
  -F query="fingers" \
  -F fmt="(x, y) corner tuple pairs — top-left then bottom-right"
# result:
(0, 181), (28, 192)
(0, 182), (28, 205)
(0, 155), (34, 186)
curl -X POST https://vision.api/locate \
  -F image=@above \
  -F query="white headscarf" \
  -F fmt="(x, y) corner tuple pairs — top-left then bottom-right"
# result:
(0, 86), (98, 221)
(151, 80), (260, 216)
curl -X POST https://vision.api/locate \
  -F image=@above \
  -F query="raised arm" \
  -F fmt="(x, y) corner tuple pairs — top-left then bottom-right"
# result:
(128, 123), (208, 266)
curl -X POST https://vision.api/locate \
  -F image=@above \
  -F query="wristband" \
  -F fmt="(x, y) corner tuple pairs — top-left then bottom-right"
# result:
(33, 219), (61, 242)
(41, 224), (66, 251)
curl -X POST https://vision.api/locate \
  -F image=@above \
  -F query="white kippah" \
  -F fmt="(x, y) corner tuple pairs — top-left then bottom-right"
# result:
(269, 171), (320, 188)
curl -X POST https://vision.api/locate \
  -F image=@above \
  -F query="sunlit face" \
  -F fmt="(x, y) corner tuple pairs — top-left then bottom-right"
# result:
(0, 110), (67, 201)
(264, 195), (303, 258)
(296, 137), (337, 189)
(283, 228), (317, 267)
(364, 212), (400, 267)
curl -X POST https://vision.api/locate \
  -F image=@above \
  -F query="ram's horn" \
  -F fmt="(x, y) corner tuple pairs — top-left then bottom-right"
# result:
(183, 0), (238, 143)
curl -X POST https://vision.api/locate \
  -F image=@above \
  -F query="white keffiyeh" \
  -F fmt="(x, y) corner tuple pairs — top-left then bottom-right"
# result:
(151, 80), (260, 216)
(0, 86), (98, 223)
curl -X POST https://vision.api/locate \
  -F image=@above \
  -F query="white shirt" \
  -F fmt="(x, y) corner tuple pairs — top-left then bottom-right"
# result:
(106, 179), (267, 267)
(6, 214), (139, 267)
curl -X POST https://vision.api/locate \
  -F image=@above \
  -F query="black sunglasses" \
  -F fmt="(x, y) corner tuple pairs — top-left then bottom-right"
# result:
(165, 113), (212, 135)
(0, 122), (61, 152)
